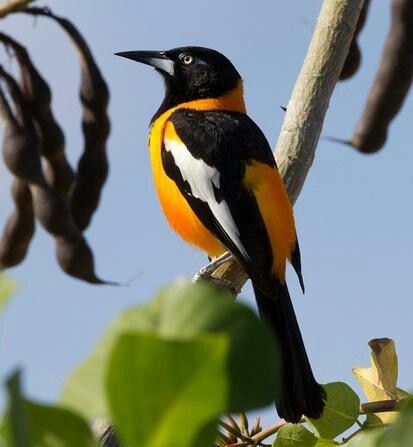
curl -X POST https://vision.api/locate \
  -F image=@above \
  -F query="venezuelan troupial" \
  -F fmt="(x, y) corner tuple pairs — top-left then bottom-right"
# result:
(116, 46), (325, 422)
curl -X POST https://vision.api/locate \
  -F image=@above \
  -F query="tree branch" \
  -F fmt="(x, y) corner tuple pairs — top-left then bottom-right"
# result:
(0, 0), (34, 18)
(193, 0), (365, 292)
(360, 398), (405, 414)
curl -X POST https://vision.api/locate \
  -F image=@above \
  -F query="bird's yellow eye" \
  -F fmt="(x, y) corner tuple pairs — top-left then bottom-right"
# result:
(180, 53), (194, 65)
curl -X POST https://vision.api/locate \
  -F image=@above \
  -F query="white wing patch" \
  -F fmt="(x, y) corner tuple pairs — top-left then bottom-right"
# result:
(164, 137), (249, 260)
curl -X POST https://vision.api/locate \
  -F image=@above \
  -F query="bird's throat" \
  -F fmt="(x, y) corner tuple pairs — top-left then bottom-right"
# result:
(151, 80), (246, 123)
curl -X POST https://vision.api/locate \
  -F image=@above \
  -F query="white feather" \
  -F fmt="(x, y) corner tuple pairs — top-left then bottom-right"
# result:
(165, 137), (249, 260)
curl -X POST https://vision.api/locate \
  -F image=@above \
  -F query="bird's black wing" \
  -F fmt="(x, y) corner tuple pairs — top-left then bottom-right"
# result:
(163, 108), (280, 289)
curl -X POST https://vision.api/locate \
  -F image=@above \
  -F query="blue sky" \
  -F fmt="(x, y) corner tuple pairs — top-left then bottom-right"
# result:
(0, 0), (412, 426)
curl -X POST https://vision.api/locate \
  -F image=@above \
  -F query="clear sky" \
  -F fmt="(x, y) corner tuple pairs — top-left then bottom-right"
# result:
(0, 0), (412, 427)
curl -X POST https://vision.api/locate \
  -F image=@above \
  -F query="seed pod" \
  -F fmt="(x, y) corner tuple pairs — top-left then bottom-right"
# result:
(352, 0), (413, 153)
(340, 42), (361, 81)
(0, 178), (35, 268)
(23, 7), (110, 230)
(339, 0), (370, 80)
(0, 32), (74, 200)
(0, 66), (43, 183)
(0, 75), (109, 284)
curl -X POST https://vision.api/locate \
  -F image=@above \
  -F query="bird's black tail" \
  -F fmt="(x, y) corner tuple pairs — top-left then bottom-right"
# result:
(253, 280), (325, 422)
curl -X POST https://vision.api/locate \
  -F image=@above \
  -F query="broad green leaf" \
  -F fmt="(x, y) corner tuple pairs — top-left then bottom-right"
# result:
(3, 371), (96, 447)
(106, 332), (228, 447)
(155, 281), (280, 411)
(0, 275), (16, 315)
(25, 401), (97, 447)
(353, 338), (399, 422)
(60, 301), (160, 418)
(377, 397), (413, 447)
(306, 382), (360, 439)
(315, 440), (338, 446)
(273, 423), (317, 447)
(61, 281), (280, 418)
(4, 371), (32, 447)
(346, 430), (382, 447)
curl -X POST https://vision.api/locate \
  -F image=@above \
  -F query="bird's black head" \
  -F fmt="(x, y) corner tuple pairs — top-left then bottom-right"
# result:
(116, 46), (242, 118)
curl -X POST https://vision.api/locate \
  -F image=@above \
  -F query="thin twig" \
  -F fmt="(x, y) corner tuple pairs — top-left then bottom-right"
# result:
(238, 412), (250, 437)
(251, 419), (288, 443)
(219, 420), (241, 438)
(360, 398), (405, 414)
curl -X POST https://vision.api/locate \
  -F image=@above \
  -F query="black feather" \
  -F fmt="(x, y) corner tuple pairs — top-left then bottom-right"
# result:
(253, 280), (325, 422)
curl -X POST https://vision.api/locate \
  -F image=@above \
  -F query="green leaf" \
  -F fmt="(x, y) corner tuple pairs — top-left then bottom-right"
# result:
(25, 401), (97, 447)
(273, 423), (317, 446)
(106, 332), (228, 447)
(315, 440), (338, 446)
(4, 371), (32, 447)
(155, 281), (280, 411)
(61, 281), (280, 418)
(346, 430), (382, 447)
(60, 301), (160, 419)
(306, 382), (360, 439)
(3, 370), (97, 447)
(377, 397), (413, 447)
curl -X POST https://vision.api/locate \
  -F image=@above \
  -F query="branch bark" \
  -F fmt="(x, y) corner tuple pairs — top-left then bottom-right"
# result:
(0, 0), (34, 18)
(360, 398), (405, 414)
(193, 0), (365, 292)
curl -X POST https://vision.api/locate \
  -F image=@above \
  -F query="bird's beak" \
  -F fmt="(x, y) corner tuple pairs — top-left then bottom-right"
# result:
(115, 50), (174, 76)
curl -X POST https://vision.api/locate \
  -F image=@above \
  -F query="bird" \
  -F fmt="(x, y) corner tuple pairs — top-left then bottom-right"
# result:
(115, 46), (325, 422)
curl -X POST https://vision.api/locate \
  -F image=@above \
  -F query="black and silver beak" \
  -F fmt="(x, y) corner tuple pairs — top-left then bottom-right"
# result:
(115, 50), (174, 76)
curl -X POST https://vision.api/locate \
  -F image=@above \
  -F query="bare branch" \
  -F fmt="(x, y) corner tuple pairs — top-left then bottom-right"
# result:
(193, 0), (365, 293)
(360, 398), (406, 414)
(0, 0), (34, 18)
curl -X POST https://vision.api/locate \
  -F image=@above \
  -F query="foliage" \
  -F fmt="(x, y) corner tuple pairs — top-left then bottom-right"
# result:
(2, 281), (281, 447)
(1, 280), (412, 447)
(1, 371), (97, 447)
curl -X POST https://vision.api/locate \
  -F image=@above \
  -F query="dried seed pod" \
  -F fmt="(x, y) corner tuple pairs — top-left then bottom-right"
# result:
(0, 76), (109, 284)
(0, 178), (35, 268)
(340, 42), (361, 81)
(339, 0), (370, 80)
(352, 0), (413, 153)
(23, 7), (110, 230)
(0, 67), (43, 183)
(0, 32), (74, 200)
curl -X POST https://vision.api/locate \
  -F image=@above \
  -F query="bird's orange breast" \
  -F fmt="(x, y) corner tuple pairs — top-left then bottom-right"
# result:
(148, 82), (246, 257)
